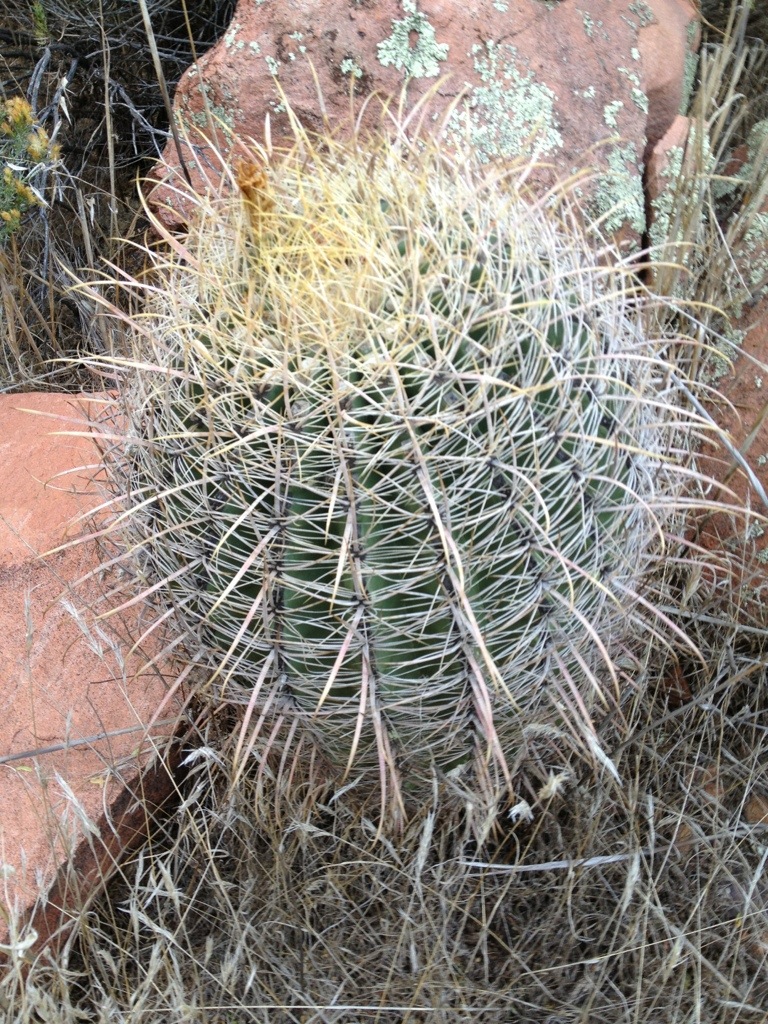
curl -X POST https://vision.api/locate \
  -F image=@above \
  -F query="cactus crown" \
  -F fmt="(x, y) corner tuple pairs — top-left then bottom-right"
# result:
(112, 126), (704, 822)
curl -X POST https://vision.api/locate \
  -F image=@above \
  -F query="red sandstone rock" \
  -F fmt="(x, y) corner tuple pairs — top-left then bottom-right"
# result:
(684, 128), (768, 626)
(0, 393), (183, 960)
(643, 112), (768, 622)
(149, 0), (700, 241)
(695, 298), (768, 625)
(639, 1), (700, 160)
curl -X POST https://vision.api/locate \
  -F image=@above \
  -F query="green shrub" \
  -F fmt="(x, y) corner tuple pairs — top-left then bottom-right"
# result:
(0, 96), (59, 244)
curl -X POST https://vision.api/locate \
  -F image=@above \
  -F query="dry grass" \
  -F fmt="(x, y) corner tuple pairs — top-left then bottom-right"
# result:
(0, 0), (235, 392)
(648, 1), (768, 356)
(1, 3), (767, 1022)
(2, 629), (766, 1022)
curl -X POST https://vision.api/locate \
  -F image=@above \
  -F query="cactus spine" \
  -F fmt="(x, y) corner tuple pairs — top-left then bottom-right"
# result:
(112, 130), (699, 819)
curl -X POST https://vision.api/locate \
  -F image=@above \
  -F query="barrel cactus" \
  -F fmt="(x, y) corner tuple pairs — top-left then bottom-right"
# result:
(110, 128), (703, 820)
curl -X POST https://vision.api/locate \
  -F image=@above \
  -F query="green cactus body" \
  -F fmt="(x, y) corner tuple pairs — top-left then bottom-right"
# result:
(117, 137), (693, 815)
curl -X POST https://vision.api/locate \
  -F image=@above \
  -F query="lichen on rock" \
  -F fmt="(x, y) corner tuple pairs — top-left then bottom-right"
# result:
(377, 0), (449, 79)
(592, 143), (646, 235)
(148, 0), (701, 250)
(445, 41), (563, 163)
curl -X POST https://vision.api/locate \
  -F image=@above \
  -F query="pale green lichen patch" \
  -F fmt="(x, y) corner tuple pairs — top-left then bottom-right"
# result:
(632, 87), (649, 114)
(649, 143), (685, 251)
(492, 0), (509, 10)
(700, 322), (745, 385)
(592, 143), (645, 235)
(340, 57), (364, 79)
(377, 1), (449, 79)
(739, 119), (768, 185)
(177, 96), (236, 136)
(445, 42), (563, 163)
(739, 212), (768, 291)
(224, 21), (242, 48)
(603, 100), (623, 129)
(177, 79), (237, 133)
(283, 39), (307, 60)
(285, 31), (307, 59)
(617, 66), (648, 115)
(680, 49), (698, 115)
(628, 1), (654, 27)
(265, 54), (280, 76)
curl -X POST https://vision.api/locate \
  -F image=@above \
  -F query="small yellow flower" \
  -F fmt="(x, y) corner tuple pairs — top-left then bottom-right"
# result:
(15, 181), (37, 205)
(1, 209), (21, 225)
(26, 127), (52, 162)
(2, 97), (34, 132)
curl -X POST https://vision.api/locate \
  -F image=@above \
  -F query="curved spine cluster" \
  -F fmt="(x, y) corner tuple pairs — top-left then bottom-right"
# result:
(111, 129), (707, 821)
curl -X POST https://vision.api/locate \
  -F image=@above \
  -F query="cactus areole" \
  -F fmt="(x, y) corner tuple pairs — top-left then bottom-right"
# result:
(119, 135), (691, 815)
